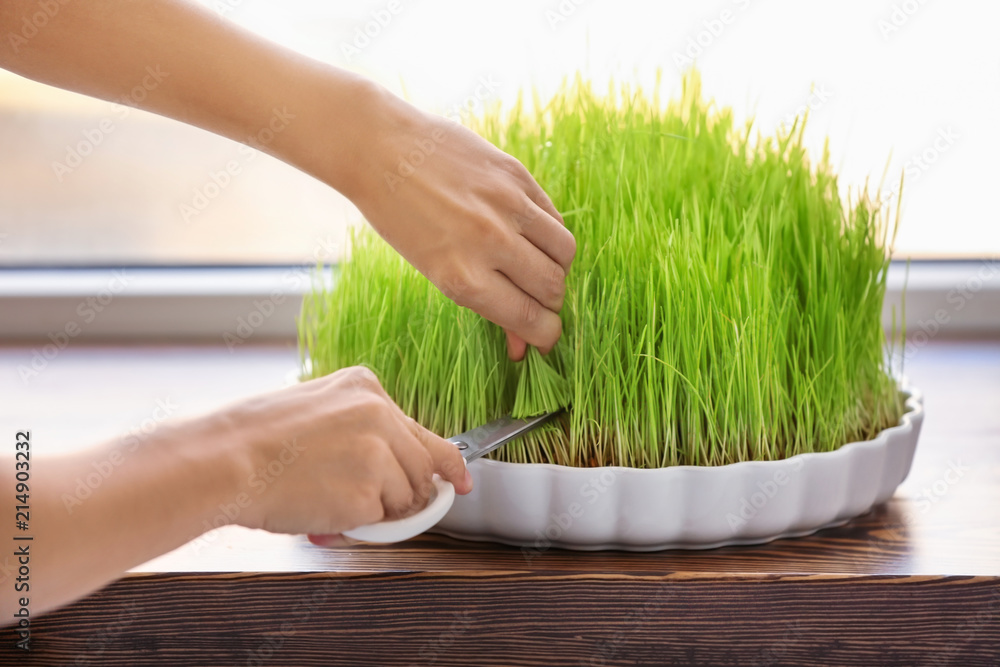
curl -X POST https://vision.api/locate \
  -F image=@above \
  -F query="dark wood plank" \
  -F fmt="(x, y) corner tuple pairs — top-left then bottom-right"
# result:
(16, 574), (1000, 666)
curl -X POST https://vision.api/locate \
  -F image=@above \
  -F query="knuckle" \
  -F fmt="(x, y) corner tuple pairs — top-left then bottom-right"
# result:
(518, 295), (543, 329)
(515, 201), (536, 225)
(520, 200), (540, 223)
(416, 480), (434, 504)
(339, 366), (380, 391)
(355, 394), (389, 421)
(417, 455), (435, 489)
(437, 273), (467, 302)
(438, 457), (464, 482)
(511, 159), (534, 183)
(437, 264), (481, 305)
(496, 152), (526, 175)
(481, 217), (510, 250)
(548, 262), (566, 294)
(509, 207), (528, 235)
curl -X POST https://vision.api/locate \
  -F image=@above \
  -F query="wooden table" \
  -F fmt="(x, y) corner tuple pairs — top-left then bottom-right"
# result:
(3, 339), (998, 666)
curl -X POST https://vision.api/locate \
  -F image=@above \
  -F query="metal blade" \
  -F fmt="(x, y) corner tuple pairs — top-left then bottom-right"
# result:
(448, 411), (561, 462)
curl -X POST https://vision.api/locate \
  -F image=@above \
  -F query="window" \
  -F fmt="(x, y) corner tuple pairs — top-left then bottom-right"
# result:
(1, 0), (997, 267)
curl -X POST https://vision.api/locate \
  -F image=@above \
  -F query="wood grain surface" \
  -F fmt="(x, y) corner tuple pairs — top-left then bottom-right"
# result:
(17, 574), (1000, 666)
(1, 338), (998, 665)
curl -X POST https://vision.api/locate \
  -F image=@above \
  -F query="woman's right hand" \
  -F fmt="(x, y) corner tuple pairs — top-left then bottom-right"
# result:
(220, 366), (473, 544)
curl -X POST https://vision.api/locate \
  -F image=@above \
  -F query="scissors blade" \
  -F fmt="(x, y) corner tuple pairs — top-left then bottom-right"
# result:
(448, 411), (561, 462)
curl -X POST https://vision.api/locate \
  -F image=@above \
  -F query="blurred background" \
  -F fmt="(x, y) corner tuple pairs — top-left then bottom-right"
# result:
(0, 0), (997, 266)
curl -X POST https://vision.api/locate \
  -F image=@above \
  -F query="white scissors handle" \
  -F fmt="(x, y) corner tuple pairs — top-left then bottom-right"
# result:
(342, 473), (458, 543)
(342, 412), (560, 543)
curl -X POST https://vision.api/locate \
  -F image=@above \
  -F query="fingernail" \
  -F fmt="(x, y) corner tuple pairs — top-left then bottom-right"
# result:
(464, 469), (473, 488)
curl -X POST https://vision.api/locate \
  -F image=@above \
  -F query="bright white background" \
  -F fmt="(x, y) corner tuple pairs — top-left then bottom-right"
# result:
(0, 0), (997, 263)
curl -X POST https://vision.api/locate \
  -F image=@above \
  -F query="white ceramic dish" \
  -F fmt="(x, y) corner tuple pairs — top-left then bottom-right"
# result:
(432, 388), (923, 551)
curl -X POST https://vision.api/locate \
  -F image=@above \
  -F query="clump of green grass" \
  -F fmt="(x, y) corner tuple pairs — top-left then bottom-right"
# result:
(299, 70), (904, 467)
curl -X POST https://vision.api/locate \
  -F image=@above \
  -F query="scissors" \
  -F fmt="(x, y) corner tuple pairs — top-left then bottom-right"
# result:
(342, 411), (561, 543)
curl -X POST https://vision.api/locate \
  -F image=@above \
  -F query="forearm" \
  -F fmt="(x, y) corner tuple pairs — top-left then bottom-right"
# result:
(3, 415), (247, 619)
(0, 0), (382, 199)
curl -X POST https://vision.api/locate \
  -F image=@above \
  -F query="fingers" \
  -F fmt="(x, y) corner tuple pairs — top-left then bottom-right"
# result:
(337, 371), (429, 518)
(497, 196), (575, 355)
(380, 391), (473, 496)
(364, 374), (473, 498)
(501, 234), (567, 313)
(439, 265), (562, 354)
(515, 198), (576, 272)
(377, 445), (421, 519)
(355, 380), (437, 515)
(383, 415), (436, 508)
(469, 269), (563, 354)
(510, 158), (564, 225)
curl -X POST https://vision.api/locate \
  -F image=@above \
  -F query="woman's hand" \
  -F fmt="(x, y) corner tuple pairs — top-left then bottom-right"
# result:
(225, 367), (473, 544)
(344, 90), (577, 361)
(20, 366), (470, 618)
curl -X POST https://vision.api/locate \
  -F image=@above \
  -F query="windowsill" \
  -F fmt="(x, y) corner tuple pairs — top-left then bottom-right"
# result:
(0, 260), (998, 341)
(0, 266), (324, 341)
